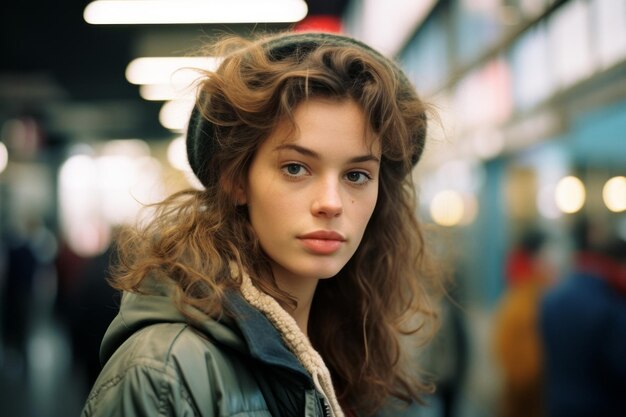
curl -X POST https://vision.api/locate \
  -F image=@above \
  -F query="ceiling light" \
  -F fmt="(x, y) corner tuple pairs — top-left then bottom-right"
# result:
(0, 142), (8, 174)
(554, 176), (585, 214)
(430, 190), (464, 227)
(126, 57), (220, 86)
(159, 100), (195, 131)
(167, 136), (192, 171)
(140, 84), (196, 101)
(603, 176), (626, 212)
(84, 0), (308, 25)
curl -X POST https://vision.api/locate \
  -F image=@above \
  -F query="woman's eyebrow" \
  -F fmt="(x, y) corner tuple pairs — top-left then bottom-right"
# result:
(274, 143), (380, 164)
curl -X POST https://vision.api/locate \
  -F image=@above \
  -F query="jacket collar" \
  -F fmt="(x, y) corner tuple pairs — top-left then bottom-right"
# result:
(100, 276), (311, 383)
(224, 289), (311, 380)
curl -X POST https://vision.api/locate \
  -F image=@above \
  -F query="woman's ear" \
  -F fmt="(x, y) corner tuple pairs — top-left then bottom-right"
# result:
(234, 183), (247, 206)
(220, 175), (247, 205)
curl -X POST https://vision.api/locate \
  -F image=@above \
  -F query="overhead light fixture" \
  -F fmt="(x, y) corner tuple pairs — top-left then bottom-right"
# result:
(84, 0), (308, 24)
(0, 142), (8, 174)
(555, 176), (585, 214)
(126, 57), (220, 86)
(167, 136), (191, 171)
(159, 99), (195, 131)
(430, 190), (465, 227)
(139, 84), (196, 101)
(603, 176), (626, 212)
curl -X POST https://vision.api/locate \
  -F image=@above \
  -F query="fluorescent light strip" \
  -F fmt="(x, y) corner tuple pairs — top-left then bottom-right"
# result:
(84, 0), (308, 24)
(126, 57), (221, 86)
(159, 99), (195, 131)
(140, 84), (196, 101)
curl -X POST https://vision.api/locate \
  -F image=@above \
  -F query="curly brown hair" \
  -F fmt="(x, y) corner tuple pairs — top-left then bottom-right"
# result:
(111, 32), (442, 416)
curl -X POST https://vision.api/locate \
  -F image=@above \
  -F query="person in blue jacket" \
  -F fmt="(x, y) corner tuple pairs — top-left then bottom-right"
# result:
(539, 218), (626, 417)
(82, 31), (442, 417)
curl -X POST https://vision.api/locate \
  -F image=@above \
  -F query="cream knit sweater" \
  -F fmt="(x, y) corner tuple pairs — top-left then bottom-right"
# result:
(239, 271), (345, 417)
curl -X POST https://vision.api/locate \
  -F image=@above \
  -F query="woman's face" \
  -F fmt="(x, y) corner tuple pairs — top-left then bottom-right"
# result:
(243, 98), (380, 289)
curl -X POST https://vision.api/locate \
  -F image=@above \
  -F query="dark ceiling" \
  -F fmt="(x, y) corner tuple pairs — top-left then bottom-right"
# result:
(0, 0), (350, 144)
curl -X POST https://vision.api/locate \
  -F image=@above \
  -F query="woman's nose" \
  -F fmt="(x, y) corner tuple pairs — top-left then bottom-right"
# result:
(311, 179), (343, 218)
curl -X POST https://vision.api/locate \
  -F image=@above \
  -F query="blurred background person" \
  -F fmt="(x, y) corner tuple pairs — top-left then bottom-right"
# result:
(1, 217), (40, 380)
(492, 227), (553, 417)
(539, 217), (626, 417)
(54, 236), (119, 392)
(423, 280), (469, 417)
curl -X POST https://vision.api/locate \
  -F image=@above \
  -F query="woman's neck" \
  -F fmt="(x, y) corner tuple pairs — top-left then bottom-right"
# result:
(270, 265), (319, 336)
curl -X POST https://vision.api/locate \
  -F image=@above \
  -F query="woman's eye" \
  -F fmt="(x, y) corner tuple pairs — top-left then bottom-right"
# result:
(281, 163), (307, 177)
(345, 171), (371, 185)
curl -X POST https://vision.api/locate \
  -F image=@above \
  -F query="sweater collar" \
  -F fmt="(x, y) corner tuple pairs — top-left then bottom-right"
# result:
(236, 271), (345, 417)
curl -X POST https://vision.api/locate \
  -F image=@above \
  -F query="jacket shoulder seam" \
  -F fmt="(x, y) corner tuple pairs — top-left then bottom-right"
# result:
(85, 324), (196, 415)
(156, 324), (193, 415)
(84, 360), (198, 415)
(85, 359), (179, 401)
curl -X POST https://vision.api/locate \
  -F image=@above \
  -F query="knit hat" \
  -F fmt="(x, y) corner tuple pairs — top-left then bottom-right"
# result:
(186, 32), (426, 188)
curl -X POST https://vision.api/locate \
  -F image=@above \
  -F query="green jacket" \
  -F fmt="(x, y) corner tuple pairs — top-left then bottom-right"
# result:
(81, 282), (329, 417)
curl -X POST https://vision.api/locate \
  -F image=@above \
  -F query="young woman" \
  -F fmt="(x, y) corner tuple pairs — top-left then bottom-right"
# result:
(81, 31), (441, 417)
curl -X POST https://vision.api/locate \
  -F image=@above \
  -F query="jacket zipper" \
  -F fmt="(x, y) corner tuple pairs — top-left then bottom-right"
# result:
(320, 395), (331, 417)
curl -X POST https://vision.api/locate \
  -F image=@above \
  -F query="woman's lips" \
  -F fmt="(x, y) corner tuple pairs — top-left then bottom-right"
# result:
(298, 231), (345, 255)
